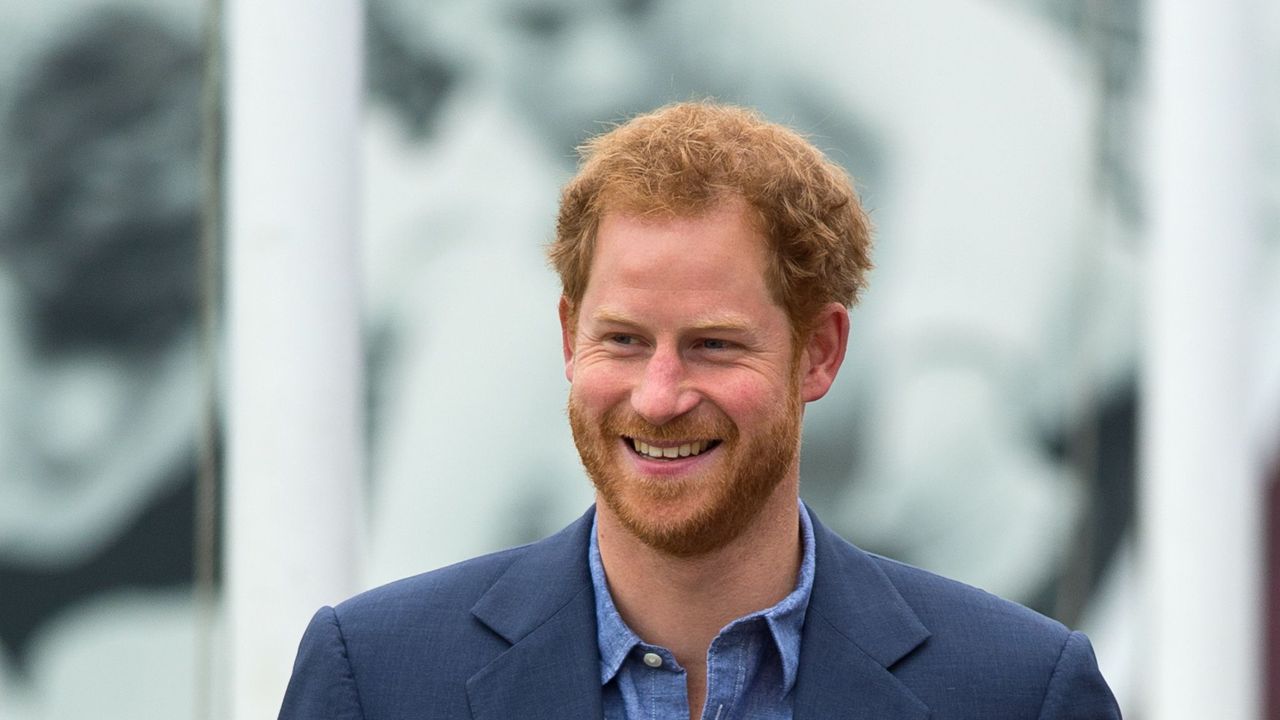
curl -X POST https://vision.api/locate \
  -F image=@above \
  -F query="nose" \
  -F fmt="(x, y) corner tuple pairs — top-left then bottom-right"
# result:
(630, 347), (699, 426)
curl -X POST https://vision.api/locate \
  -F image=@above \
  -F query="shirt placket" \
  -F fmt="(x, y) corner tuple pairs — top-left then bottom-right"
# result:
(633, 644), (688, 719)
(702, 622), (759, 720)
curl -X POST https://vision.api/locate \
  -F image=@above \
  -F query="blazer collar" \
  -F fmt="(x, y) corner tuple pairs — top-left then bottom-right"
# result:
(467, 508), (603, 720)
(465, 505), (933, 720)
(793, 507), (932, 720)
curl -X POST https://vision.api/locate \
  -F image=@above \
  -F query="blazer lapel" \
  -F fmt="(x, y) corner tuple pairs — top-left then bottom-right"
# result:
(794, 509), (931, 720)
(466, 510), (604, 720)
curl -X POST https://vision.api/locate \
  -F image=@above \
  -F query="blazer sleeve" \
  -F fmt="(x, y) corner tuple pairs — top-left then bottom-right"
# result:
(278, 606), (366, 720)
(1036, 631), (1122, 720)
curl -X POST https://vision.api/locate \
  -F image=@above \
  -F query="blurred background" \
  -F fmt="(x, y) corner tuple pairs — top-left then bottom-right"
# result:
(0, 0), (1276, 717)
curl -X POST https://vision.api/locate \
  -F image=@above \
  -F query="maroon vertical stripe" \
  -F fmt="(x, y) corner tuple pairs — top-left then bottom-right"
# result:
(1268, 456), (1280, 720)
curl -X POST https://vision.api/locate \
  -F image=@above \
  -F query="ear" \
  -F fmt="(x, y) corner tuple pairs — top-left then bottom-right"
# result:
(559, 296), (576, 382)
(799, 303), (850, 402)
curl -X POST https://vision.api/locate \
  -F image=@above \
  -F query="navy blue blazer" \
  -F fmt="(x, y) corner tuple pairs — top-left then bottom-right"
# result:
(280, 506), (1120, 719)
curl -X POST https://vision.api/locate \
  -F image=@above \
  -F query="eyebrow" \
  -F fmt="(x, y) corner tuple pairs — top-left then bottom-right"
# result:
(591, 308), (755, 334)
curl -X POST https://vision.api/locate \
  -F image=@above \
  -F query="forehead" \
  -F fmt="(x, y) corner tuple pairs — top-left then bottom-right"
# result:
(577, 200), (793, 337)
(589, 200), (770, 292)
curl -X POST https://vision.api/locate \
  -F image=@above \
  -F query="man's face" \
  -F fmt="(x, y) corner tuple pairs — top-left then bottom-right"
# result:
(563, 199), (803, 556)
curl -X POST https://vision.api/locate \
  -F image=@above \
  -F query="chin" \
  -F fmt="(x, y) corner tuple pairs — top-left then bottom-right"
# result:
(597, 475), (757, 558)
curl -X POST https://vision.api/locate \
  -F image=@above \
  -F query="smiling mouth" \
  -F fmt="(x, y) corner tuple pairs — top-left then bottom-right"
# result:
(626, 437), (722, 460)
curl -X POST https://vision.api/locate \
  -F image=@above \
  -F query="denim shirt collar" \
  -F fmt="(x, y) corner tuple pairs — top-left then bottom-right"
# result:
(588, 501), (816, 694)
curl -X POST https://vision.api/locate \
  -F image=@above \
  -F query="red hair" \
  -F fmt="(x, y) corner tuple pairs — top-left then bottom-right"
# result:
(549, 101), (873, 336)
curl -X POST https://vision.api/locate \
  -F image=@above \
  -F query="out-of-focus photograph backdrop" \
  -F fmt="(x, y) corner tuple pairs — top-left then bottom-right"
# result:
(0, 0), (1276, 718)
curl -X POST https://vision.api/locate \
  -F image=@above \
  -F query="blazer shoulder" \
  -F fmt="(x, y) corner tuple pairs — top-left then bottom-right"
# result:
(869, 552), (1071, 646)
(866, 553), (1120, 716)
(285, 543), (545, 719)
(282, 509), (599, 719)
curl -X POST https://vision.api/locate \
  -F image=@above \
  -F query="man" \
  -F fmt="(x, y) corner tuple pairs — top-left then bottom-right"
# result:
(280, 102), (1120, 719)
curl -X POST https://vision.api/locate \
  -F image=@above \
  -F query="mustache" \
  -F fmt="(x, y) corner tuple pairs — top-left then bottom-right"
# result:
(598, 405), (738, 443)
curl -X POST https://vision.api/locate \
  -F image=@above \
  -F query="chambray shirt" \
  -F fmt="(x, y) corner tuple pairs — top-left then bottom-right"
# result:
(588, 504), (816, 720)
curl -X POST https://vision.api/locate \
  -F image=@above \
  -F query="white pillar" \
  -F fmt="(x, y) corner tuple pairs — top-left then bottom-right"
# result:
(224, 1), (364, 717)
(1143, 1), (1263, 718)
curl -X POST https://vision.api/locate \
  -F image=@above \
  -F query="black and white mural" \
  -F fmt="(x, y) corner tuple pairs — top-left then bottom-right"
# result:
(0, 2), (209, 717)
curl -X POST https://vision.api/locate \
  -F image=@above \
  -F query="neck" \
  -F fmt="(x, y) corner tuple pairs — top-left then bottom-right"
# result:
(594, 479), (803, 697)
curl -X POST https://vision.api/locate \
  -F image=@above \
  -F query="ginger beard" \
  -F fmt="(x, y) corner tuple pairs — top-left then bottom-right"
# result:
(568, 370), (803, 558)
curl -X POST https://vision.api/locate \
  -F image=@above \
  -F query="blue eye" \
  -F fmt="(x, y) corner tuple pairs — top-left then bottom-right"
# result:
(610, 334), (636, 345)
(701, 338), (730, 350)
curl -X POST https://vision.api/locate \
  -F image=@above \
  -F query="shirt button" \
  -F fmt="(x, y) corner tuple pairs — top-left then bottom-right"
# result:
(642, 652), (662, 668)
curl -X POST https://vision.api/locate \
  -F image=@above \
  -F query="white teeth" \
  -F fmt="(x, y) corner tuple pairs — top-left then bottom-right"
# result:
(632, 439), (711, 459)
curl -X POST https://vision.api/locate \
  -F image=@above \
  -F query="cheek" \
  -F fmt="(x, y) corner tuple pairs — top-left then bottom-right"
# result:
(570, 364), (633, 409)
(699, 374), (787, 419)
